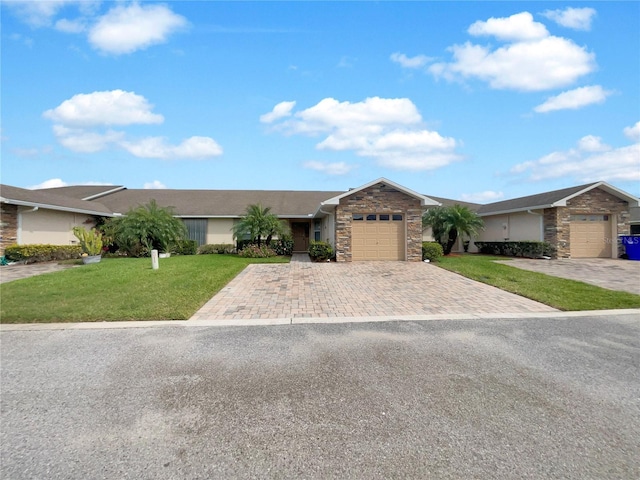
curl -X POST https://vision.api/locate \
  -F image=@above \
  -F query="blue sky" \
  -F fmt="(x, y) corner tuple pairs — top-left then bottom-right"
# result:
(1, 1), (639, 202)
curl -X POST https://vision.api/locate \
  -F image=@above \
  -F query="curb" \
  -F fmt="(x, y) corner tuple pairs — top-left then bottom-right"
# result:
(1, 309), (638, 331)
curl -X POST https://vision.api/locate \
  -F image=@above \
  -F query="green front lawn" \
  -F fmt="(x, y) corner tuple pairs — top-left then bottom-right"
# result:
(0, 255), (289, 323)
(437, 255), (640, 311)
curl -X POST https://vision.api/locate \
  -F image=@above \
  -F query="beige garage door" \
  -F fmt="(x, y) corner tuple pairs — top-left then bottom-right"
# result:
(352, 213), (405, 261)
(570, 215), (611, 258)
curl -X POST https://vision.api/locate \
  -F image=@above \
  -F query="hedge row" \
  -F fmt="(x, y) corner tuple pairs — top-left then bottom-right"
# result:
(474, 241), (556, 258)
(3, 244), (83, 263)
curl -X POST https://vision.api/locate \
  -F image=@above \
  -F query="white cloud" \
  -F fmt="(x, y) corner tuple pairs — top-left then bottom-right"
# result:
(52, 125), (125, 153)
(28, 178), (113, 189)
(143, 180), (167, 190)
(120, 136), (223, 159)
(55, 18), (87, 33)
(541, 7), (596, 31)
(623, 121), (640, 142)
(468, 12), (548, 41)
(88, 2), (188, 55)
(43, 90), (164, 127)
(303, 161), (355, 175)
(260, 101), (296, 123)
(460, 191), (505, 203)
(390, 52), (431, 69)
(264, 97), (461, 171)
(44, 90), (222, 159)
(29, 178), (68, 189)
(3, 0), (83, 27)
(534, 85), (612, 113)
(510, 125), (640, 183)
(430, 12), (596, 91)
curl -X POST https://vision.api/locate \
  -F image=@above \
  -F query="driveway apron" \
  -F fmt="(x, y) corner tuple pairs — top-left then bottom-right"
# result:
(496, 258), (640, 295)
(190, 261), (556, 321)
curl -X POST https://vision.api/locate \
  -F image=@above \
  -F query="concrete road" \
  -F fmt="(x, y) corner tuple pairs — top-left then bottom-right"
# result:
(2, 315), (639, 479)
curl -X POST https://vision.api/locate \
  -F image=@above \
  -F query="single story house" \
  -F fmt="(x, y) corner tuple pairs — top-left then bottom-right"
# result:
(1, 178), (637, 261)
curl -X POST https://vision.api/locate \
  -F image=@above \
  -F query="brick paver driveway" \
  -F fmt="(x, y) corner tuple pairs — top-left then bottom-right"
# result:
(190, 259), (556, 320)
(497, 258), (640, 295)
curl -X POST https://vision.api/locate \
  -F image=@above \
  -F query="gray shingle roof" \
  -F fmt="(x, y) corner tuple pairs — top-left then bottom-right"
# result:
(96, 189), (345, 217)
(0, 184), (114, 215)
(477, 183), (600, 215)
(40, 185), (125, 200)
(426, 195), (481, 211)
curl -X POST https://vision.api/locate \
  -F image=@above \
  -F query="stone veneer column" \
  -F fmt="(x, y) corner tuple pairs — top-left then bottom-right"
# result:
(334, 184), (422, 262)
(0, 203), (18, 255)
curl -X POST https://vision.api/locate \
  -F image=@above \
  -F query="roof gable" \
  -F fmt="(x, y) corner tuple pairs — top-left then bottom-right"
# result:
(320, 178), (440, 207)
(478, 181), (639, 216)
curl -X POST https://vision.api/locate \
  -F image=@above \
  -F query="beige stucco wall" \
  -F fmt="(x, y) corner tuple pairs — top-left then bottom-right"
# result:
(206, 218), (235, 244)
(321, 212), (335, 246)
(478, 211), (543, 242)
(19, 207), (96, 245)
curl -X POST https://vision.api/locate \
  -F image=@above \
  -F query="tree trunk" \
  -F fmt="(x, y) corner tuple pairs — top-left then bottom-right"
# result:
(444, 228), (458, 255)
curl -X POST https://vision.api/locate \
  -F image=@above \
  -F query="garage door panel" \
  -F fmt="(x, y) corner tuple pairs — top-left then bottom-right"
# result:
(352, 215), (405, 261)
(570, 220), (610, 258)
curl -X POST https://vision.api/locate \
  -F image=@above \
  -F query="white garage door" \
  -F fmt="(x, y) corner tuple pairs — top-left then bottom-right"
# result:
(352, 213), (405, 261)
(570, 215), (611, 258)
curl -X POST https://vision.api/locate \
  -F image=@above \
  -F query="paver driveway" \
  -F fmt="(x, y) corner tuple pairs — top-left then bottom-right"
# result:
(497, 258), (640, 295)
(190, 259), (556, 320)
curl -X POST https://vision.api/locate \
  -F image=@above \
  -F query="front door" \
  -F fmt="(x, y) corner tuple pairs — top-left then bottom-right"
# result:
(292, 222), (310, 252)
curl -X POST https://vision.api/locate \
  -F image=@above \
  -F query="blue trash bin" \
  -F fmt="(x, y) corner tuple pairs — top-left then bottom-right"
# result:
(620, 235), (640, 260)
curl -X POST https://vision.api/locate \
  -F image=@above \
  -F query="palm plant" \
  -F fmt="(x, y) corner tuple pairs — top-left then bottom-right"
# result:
(422, 205), (484, 255)
(232, 204), (289, 247)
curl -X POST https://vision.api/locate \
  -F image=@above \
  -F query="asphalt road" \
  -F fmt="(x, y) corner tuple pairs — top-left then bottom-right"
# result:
(2, 315), (639, 479)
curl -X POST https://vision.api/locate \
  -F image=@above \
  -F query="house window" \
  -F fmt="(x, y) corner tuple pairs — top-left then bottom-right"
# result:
(353, 214), (364, 221)
(392, 214), (403, 221)
(570, 214), (609, 221)
(183, 219), (207, 246)
(314, 219), (322, 241)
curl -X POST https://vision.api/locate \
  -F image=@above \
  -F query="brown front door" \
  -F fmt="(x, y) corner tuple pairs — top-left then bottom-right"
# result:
(292, 222), (310, 252)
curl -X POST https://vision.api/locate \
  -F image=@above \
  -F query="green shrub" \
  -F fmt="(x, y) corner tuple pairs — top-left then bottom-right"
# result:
(422, 241), (444, 261)
(270, 237), (294, 256)
(4, 244), (82, 264)
(198, 243), (235, 255)
(174, 239), (198, 256)
(238, 244), (277, 258)
(308, 241), (333, 262)
(473, 241), (556, 258)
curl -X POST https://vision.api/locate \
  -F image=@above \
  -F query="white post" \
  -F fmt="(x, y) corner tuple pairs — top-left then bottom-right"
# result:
(151, 249), (159, 270)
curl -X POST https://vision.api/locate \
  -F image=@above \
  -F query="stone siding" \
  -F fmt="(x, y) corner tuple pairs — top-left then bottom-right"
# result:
(334, 184), (422, 262)
(1, 203), (18, 255)
(544, 187), (630, 258)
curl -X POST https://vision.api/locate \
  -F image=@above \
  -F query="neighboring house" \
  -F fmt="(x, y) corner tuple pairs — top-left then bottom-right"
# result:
(476, 182), (639, 258)
(1, 178), (637, 261)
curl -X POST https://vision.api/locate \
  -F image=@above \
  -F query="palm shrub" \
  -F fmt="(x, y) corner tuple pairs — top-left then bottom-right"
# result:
(423, 205), (484, 255)
(108, 200), (188, 257)
(232, 204), (290, 248)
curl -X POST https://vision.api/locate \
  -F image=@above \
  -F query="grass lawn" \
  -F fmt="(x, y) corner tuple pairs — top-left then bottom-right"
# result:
(437, 254), (640, 311)
(0, 255), (289, 323)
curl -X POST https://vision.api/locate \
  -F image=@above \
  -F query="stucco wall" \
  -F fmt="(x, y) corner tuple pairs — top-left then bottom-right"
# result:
(335, 184), (422, 262)
(20, 208), (96, 245)
(206, 218), (235, 244)
(479, 211), (543, 242)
